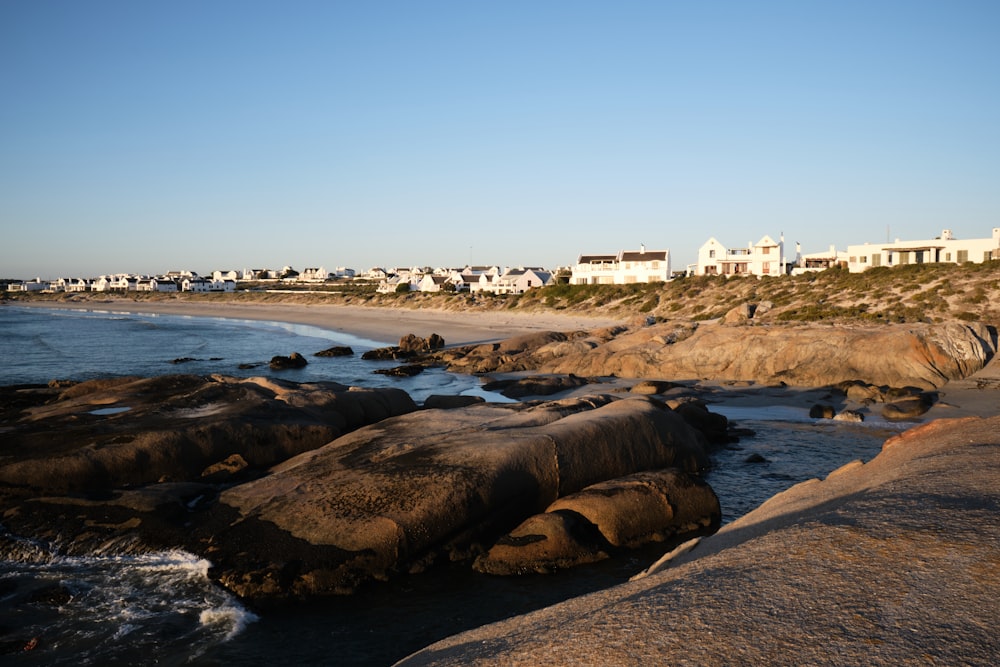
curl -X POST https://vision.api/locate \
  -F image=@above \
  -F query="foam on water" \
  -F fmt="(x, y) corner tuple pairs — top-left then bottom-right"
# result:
(0, 545), (256, 665)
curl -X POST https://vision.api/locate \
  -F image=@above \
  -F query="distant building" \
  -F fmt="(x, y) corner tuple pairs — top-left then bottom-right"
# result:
(846, 228), (1000, 273)
(570, 245), (671, 285)
(790, 244), (849, 276)
(694, 235), (786, 277)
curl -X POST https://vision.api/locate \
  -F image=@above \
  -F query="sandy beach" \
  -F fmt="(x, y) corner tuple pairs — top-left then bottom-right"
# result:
(14, 298), (625, 347)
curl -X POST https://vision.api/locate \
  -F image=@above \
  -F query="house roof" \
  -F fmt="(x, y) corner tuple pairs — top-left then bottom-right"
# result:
(578, 254), (617, 264)
(621, 250), (667, 261)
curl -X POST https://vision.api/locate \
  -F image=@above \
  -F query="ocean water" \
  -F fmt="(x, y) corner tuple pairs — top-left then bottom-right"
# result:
(0, 305), (898, 665)
(0, 305), (495, 403)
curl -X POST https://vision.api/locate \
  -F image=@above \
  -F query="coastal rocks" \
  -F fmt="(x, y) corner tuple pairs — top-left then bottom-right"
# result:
(0, 374), (417, 493)
(201, 395), (712, 600)
(398, 416), (1000, 666)
(809, 404), (836, 419)
(433, 322), (998, 390)
(833, 380), (937, 421)
(374, 364), (425, 377)
(422, 395), (486, 409)
(479, 374), (591, 398)
(314, 346), (354, 357)
(269, 352), (308, 369)
(474, 469), (720, 576)
(362, 333), (446, 360)
(399, 333), (445, 354)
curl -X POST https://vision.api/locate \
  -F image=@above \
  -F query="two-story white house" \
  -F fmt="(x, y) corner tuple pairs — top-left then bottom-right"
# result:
(846, 228), (1000, 273)
(570, 246), (671, 285)
(694, 235), (786, 277)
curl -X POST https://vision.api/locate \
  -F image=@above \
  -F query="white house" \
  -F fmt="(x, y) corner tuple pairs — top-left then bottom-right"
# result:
(790, 244), (849, 276)
(417, 274), (453, 292)
(300, 267), (330, 282)
(53, 278), (90, 292)
(490, 267), (553, 294)
(846, 228), (1000, 273)
(570, 246), (671, 285)
(182, 277), (213, 292)
(694, 235), (786, 277)
(213, 270), (240, 282)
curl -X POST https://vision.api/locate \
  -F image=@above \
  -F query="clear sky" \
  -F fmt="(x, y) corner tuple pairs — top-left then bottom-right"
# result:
(2, 0), (998, 279)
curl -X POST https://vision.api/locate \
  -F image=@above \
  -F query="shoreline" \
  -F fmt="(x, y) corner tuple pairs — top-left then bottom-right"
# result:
(8, 297), (999, 422)
(9, 298), (625, 347)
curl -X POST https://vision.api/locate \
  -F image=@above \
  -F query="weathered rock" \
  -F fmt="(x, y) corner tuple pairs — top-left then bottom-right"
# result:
(671, 400), (733, 444)
(398, 416), (1000, 666)
(374, 364), (425, 377)
(269, 352), (308, 369)
(474, 468), (719, 576)
(435, 322), (997, 389)
(314, 346), (354, 357)
(203, 395), (711, 600)
(629, 380), (680, 395)
(882, 393), (935, 420)
(721, 303), (757, 325)
(480, 374), (591, 398)
(399, 333), (446, 354)
(472, 510), (612, 575)
(0, 374), (417, 493)
(422, 395), (486, 409)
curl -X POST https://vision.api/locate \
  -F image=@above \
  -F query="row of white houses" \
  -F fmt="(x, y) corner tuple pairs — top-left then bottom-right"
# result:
(377, 265), (555, 295)
(5, 228), (998, 293)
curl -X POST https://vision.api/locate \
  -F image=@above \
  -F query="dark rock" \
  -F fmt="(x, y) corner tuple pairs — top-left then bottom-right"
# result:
(745, 453), (768, 463)
(882, 393), (936, 420)
(670, 401), (733, 444)
(361, 346), (412, 361)
(315, 346), (354, 357)
(269, 352), (308, 369)
(399, 333), (445, 354)
(809, 404), (836, 419)
(171, 357), (197, 364)
(374, 364), (426, 377)
(480, 374), (590, 398)
(423, 395), (486, 409)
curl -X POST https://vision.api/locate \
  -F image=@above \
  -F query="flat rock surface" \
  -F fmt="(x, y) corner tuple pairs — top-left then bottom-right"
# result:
(398, 415), (1000, 666)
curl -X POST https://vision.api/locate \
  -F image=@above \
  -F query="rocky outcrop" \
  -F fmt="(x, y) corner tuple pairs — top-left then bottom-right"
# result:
(397, 415), (1000, 666)
(434, 321), (997, 389)
(474, 469), (720, 575)
(269, 352), (308, 369)
(0, 374), (416, 493)
(200, 395), (712, 599)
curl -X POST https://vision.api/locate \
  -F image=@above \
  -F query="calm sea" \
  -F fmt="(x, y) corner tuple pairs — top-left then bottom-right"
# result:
(0, 305), (899, 666)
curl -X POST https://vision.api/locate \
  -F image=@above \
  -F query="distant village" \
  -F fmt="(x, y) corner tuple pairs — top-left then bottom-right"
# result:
(5, 227), (999, 295)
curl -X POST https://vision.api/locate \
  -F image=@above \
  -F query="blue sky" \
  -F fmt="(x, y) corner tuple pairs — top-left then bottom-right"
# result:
(2, 0), (998, 278)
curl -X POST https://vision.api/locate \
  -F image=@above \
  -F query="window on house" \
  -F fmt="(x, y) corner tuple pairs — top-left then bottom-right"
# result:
(945, 252), (952, 261)
(872, 254), (881, 267)
(709, 250), (716, 258)
(762, 247), (770, 254)
(958, 250), (969, 263)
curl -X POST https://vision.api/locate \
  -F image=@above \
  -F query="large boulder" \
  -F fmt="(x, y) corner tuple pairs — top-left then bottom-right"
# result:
(435, 321), (997, 389)
(0, 374), (417, 493)
(398, 416), (1000, 666)
(474, 468), (720, 575)
(200, 395), (712, 600)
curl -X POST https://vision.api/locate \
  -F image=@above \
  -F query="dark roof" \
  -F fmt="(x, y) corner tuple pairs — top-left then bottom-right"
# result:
(621, 250), (667, 261)
(578, 254), (617, 263)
